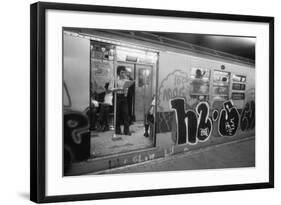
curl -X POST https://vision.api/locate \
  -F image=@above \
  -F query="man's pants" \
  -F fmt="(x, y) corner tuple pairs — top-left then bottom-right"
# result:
(116, 94), (129, 134)
(98, 104), (109, 129)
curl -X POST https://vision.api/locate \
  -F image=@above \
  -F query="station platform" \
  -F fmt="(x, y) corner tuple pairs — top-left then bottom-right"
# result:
(65, 130), (255, 176)
(92, 136), (255, 174)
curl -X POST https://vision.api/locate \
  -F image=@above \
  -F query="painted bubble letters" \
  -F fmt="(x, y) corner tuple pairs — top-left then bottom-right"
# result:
(240, 101), (255, 131)
(170, 98), (197, 144)
(169, 98), (254, 145)
(218, 101), (240, 137)
(196, 102), (212, 141)
(170, 98), (211, 145)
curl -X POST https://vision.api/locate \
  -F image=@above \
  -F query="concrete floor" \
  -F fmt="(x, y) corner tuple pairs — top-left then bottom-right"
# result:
(91, 121), (153, 157)
(96, 137), (255, 174)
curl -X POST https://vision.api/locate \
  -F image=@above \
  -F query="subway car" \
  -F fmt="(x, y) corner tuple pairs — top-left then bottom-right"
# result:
(63, 29), (255, 175)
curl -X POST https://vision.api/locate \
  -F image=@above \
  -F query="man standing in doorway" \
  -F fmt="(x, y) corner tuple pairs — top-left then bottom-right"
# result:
(125, 67), (135, 125)
(113, 66), (133, 135)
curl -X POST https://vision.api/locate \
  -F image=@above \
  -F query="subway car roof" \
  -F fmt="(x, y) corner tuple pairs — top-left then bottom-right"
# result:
(64, 28), (255, 68)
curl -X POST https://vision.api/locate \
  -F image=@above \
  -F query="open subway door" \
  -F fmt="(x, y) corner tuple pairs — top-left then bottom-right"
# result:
(63, 32), (91, 175)
(135, 64), (154, 121)
(90, 42), (158, 157)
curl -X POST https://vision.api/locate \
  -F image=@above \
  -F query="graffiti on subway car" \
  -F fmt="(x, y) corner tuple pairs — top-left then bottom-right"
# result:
(168, 98), (255, 145)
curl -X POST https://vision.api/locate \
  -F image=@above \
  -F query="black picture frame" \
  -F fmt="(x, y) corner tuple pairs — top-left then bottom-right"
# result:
(30, 1), (274, 203)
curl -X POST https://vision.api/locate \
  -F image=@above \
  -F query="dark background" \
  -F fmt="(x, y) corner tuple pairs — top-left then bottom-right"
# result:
(73, 28), (255, 61)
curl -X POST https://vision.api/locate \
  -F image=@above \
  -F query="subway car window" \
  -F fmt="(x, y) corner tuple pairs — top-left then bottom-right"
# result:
(138, 67), (151, 87)
(190, 67), (210, 101)
(213, 70), (230, 101)
(233, 74), (246, 83)
(232, 83), (246, 91)
(232, 92), (245, 100)
(231, 74), (247, 100)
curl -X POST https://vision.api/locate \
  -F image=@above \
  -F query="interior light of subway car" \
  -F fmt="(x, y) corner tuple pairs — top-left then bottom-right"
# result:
(116, 46), (158, 64)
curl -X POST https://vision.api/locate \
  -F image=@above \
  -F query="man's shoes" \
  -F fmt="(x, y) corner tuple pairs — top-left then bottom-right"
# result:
(144, 132), (149, 137)
(123, 131), (132, 136)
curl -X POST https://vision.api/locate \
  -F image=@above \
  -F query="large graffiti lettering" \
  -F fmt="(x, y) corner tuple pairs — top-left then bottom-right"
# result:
(170, 98), (197, 144)
(64, 111), (90, 166)
(218, 101), (240, 137)
(196, 102), (212, 141)
(64, 112), (89, 144)
(170, 98), (212, 145)
(240, 101), (255, 131)
(169, 98), (249, 145)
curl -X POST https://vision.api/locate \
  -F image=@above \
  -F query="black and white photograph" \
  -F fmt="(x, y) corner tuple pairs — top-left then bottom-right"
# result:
(63, 28), (256, 176)
(29, 1), (274, 203)
(0, 0), (279, 203)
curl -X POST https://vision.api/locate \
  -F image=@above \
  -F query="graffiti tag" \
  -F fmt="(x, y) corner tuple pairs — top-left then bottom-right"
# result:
(169, 98), (248, 144)
(158, 70), (191, 111)
(196, 101), (212, 141)
(218, 101), (240, 137)
(240, 101), (255, 131)
(170, 98), (211, 145)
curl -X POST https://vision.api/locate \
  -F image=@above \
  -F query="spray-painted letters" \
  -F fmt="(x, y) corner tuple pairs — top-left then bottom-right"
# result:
(218, 101), (240, 136)
(158, 70), (191, 111)
(240, 101), (255, 131)
(169, 98), (252, 145)
(196, 102), (212, 141)
(170, 98), (212, 144)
